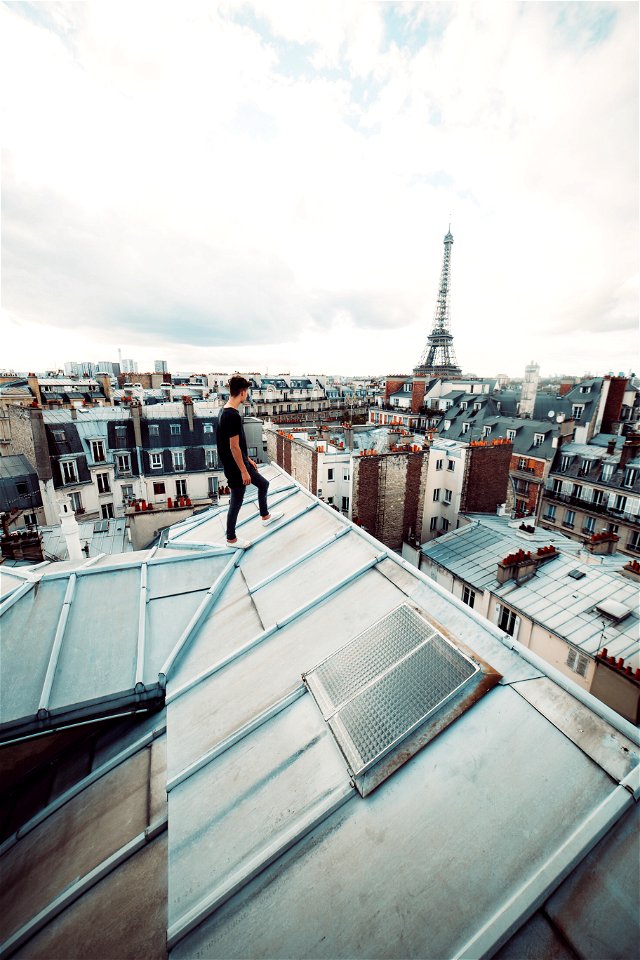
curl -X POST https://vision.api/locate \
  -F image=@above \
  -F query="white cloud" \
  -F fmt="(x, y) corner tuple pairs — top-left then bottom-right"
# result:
(1, 1), (637, 377)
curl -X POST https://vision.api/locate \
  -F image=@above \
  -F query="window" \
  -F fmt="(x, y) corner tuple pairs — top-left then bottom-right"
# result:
(608, 523), (619, 535)
(149, 424), (160, 436)
(516, 499), (528, 514)
(580, 385), (591, 394)
(327, 468), (335, 481)
(444, 420), (451, 431)
(53, 430), (65, 442)
(90, 440), (106, 462)
(552, 478), (562, 494)
(205, 450), (218, 469)
(115, 425), (127, 448)
(433, 488), (440, 502)
(343, 468), (351, 481)
(507, 430), (516, 441)
(461, 423), (470, 434)
(430, 516), (438, 531)
(121, 484), (134, 502)
(16, 481), (28, 496)
(116, 453), (131, 476)
(101, 502), (114, 519)
(97, 472), (110, 494)
(563, 509), (576, 529)
(572, 405), (584, 422)
(203, 422), (214, 434)
(443, 489), (452, 504)
(566, 648), (589, 678)
(623, 467), (638, 488)
(435, 459), (443, 471)
(533, 434), (544, 447)
(248, 447), (258, 458)
(69, 491), (83, 512)
(342, 496), (350, 512)
(601, 464), (614, 482)
(518, 458), (527, 470)
(583, 516), (596, 534)
(592, 489), (605, 506)
(473, 402), (481, 411)
(580, 459), (594, 476)
(613, 495), (627, 513)
(441, 518), (449, 532)
(571, 484), (582, 500)
(150, 453), (162, 470)
(23, 512), (37, 526)
(176, 479), (187, 498)
(172, 451), (185, 471)
(208, 476), (218, 497)
(482, 426), (492, 438)
(447, 460), (455, 472)
(560, 455), (571, 471)
(327, 497), (334, 505)
(498, 605), (518, 637)
(544, 504), (556, 521)
(460, 401), (468, 410)
(153, 481), (166, 496)
(628, 531), (640, 553)
(462, 586), (475, 609)
(61, 460), (78, 484)
(516, 480), (530, 496)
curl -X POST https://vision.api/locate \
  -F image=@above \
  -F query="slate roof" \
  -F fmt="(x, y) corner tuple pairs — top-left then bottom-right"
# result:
(0, 466), (638, 960)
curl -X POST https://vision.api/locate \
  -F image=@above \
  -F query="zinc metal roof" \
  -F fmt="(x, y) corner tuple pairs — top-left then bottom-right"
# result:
(1, 465), (638, 960)
(40, 517), (133, 561)
(422, 516), (639, 668)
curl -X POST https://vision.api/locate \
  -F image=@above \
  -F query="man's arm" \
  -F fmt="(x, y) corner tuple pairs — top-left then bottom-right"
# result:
(230, 435), (251, 485)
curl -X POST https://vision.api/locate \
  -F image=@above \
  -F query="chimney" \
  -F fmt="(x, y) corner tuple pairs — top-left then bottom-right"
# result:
(97, 373), (112, 405)
(183, 396), (194, 432)
(58, 495), (83, 561)
(130, 398), (143, 447)
(344, 425), (354, 451)
(607, 438), (616, 455)
(619, 432), (640, 471)
(70, 406), (77, 420)
(27, 374), (42, 407)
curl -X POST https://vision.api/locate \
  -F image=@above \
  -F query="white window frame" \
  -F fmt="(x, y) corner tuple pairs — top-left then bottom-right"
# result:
(443, 489), (452, 504)
(435, 459), (443, 471)
(172, 450), (185, 471)
(115, 453), (131, 475)
(203, 422), (214, 434)
(149, 424), (160, 436)
(447, 460), (455, 472)
(430, 516), (438, 531)
(327, 468), (335, 482)
(90, 439), (106, 463)
(101, 502), (114, 520)
(507, 430), (516, 441)
(205, 449), (218, 469)
(175, 478), (188, 498)
(533, 434), (544, 447)
(96, 471), (111, 494)
(150, 453), (163, 470)
(61, 459), (79, 485)
(462, 586), (475, 609)
(170, 423), (181, 436)
(433, 488), (440, 502)
(69, 491), (83, 512)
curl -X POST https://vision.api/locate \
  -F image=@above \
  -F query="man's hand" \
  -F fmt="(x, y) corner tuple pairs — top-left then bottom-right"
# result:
(247, 457), (257, 469)
(241, 469), (251, 485)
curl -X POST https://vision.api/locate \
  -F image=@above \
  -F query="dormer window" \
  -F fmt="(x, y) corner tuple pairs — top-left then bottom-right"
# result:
(460, 401), (468, 410)
(601, 463), (614, 482)
(533, 433), (544, 447)
(572, 404), (585, 422)
(507, 430), (516, 441)
(580, 458), (593, 475)
(623, 467), (638, 488)
(560, 455), (571, 471)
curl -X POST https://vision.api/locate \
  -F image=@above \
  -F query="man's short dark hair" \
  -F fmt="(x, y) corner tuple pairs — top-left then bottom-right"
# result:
(228, 375), (251, 397)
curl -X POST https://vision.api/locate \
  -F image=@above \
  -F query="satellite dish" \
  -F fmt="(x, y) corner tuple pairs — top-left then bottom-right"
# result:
(547, 410), (555, 418)
(556, 413), (565, 423)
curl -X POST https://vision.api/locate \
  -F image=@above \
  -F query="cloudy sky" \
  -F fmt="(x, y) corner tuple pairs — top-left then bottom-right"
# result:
(1, 1), (638, 378)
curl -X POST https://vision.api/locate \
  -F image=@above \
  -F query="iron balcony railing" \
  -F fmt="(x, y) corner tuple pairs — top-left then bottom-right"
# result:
(542, 488), (639, 526)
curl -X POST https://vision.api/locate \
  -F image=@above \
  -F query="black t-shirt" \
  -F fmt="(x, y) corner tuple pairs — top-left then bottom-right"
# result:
(217, 407), (248, 486)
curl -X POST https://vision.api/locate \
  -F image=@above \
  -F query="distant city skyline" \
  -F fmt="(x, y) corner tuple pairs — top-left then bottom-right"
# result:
(2, 2), (638, 378)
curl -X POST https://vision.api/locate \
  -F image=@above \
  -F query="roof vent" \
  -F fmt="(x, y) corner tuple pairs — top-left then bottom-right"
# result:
(568, 569), (586, 580)
(303, 604), (501, 796)
(595, 598), (632, 623)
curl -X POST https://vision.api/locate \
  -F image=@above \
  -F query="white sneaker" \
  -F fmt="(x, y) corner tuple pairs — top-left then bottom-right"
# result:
(226, 537), (251, 548)
(261, 511), (283, 527)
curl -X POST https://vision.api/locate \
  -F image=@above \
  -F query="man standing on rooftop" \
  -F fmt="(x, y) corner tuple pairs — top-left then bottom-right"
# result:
(217, 375), (282, 547)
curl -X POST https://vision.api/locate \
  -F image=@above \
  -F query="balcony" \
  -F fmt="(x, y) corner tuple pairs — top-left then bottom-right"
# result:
(542, 489), (639, 526)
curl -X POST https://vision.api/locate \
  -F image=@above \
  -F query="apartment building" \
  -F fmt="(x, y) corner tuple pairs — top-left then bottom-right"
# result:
(539, 433), (640, 557)
(420, 513), (639, 723)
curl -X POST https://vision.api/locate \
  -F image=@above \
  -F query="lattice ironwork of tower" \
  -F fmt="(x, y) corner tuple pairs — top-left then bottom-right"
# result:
(414, 229), (462, 378)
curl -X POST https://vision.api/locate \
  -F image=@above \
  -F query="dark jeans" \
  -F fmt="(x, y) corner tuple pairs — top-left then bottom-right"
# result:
(226, 461), (270, 540)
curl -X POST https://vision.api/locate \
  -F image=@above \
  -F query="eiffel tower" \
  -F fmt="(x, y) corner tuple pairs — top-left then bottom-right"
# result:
(414, 228), (462, 378)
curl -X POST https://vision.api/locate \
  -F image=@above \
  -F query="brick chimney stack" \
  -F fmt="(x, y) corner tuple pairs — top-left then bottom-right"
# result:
(619, 432), (640, 471)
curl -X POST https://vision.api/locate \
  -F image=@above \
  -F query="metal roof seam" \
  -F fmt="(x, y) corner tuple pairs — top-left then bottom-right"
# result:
(159, 551), (242, 684)
(242, 500), (320, 548)
(134, 564), (148, 690)
(166, 685), (306, 794)
(620, 765), (640, 800)
(451, 785), (633, 960)
(0, 580), (34, 615)
(37, 574), (77, 718)
(0, 724), (166, 858)
(166, 782), (355, 954)
(0, 813), (168, 960)
(148, 549), (233, 565)
(249, 527), (352, 594)
(165, 556), (385, 706)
